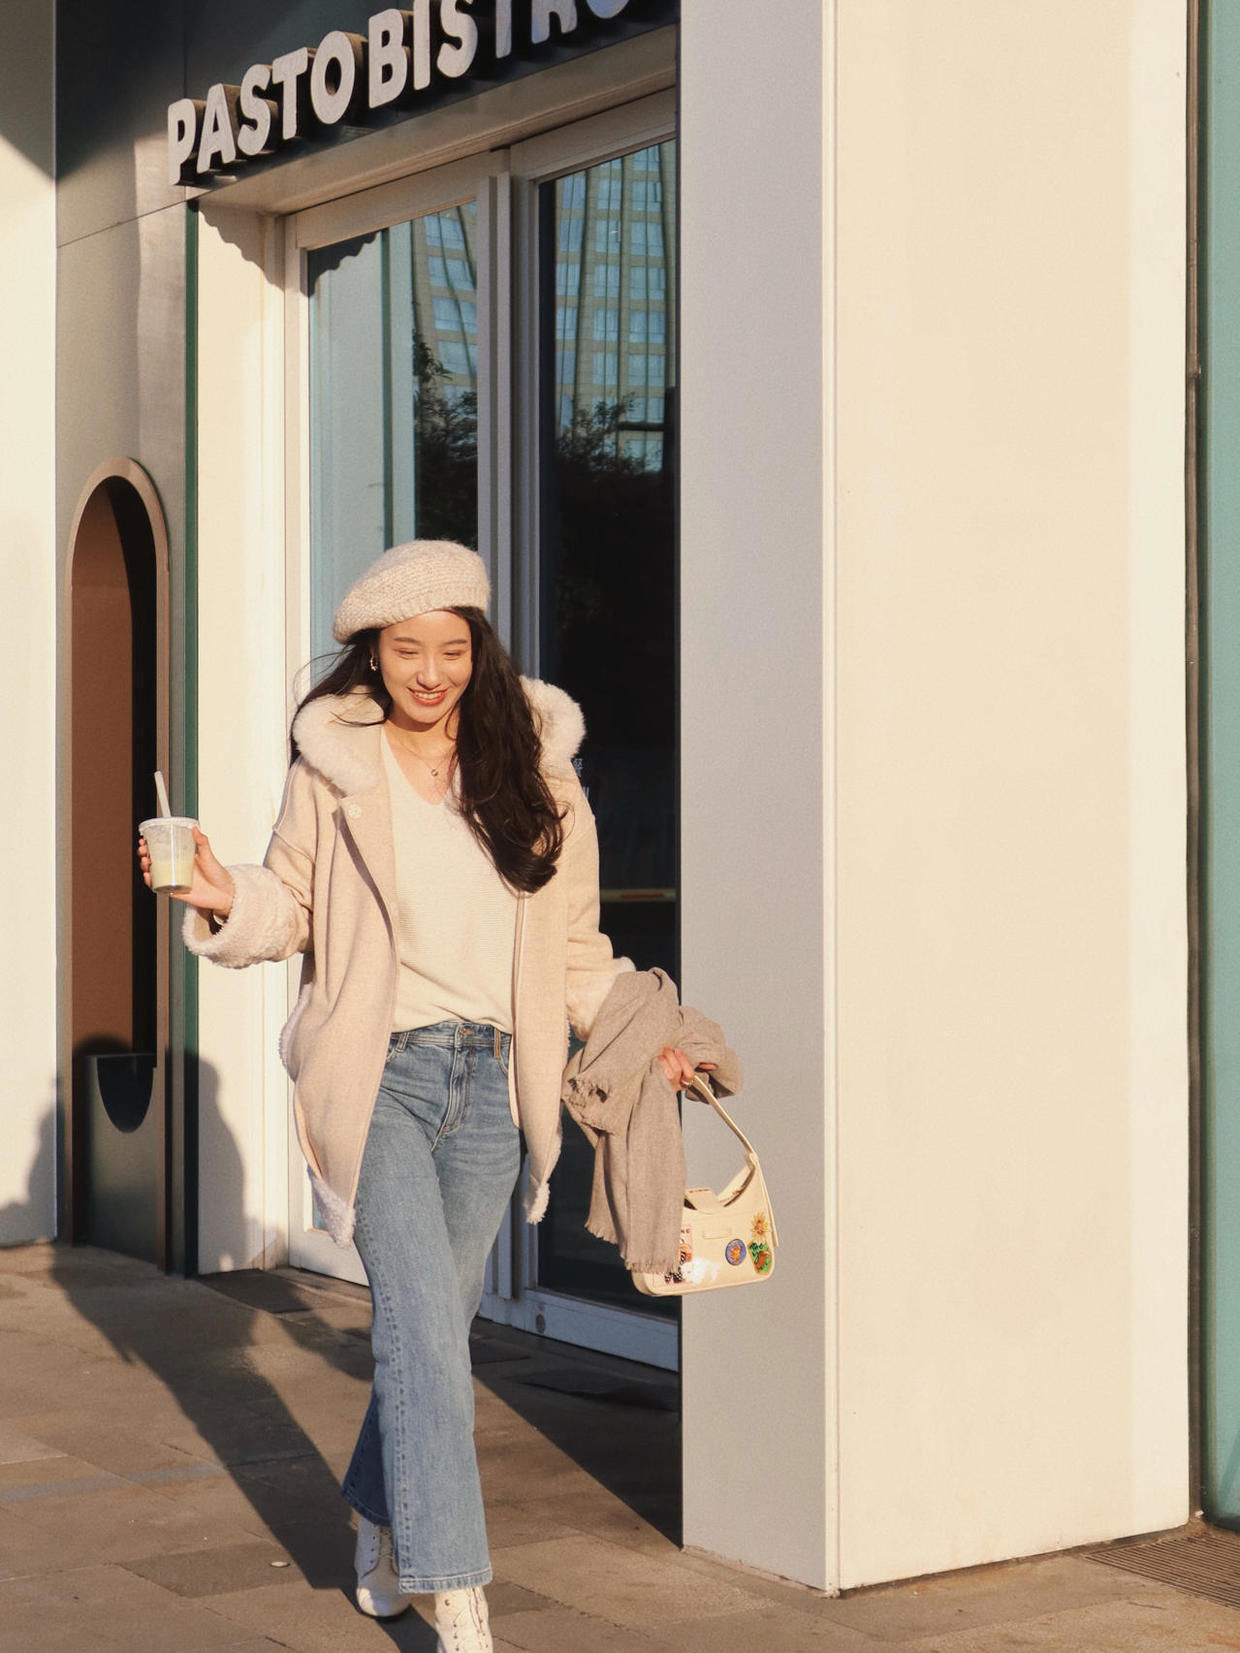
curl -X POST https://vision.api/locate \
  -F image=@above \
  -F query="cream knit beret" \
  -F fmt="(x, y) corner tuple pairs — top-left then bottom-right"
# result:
(332, 540), (490, 642)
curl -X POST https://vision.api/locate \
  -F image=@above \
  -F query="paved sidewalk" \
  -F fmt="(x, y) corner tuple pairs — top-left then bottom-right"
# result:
(0, 1242), (1237, 1652)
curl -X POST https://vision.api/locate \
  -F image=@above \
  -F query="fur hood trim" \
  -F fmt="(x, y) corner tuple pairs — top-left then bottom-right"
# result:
(291, 677), (585, 797)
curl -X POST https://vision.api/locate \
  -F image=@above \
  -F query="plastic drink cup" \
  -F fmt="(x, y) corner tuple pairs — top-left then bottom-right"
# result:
(140, 816), (198, 894)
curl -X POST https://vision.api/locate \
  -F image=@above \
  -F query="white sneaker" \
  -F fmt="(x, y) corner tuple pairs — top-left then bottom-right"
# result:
(354, 1517), (412, 1620)
(434, 1585), (493, 1653)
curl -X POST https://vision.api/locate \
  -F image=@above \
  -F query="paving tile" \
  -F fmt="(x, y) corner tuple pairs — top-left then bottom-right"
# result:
(515, 1487), (678, 1555)
(208, 1643), (295, 1651)
(643, 1605), (877, 1651)
(9, 1358), (174, 1418)
(21, 1419), (218, 1480)
(0, 1242), (59, 1275)
(140, 1482), (355, 1592)
(0, 1468), (130, 1509)
(150, 1405), (334, 1472)
(207, 1643), (293, 1651)
(481, 1494), (581, 1551)
(896, 1588), (1240, 1650)
(0, 1452), (114, 1494)
(0, 1421), (66, 1465)
(0, 1504), (93, 1581)
(486, 1580), (554, 1617)
(122, 1538), (314, 1597)
(0, 1562), (247, 1652)
(205, 1578), (442, 1650)
(13, 1478), (268, 1568)
(491, 1605), (670, 1650)
(231, 1448), (358, 1515)
(136, 1472), (272, 1530)
(822, 1554), (1167, 1643)
(492, 1533), (762, 1627)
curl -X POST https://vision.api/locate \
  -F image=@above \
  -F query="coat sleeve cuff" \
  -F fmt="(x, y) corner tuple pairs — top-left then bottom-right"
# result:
(566, 956), (635, 1042)
(182, 863), (302, 967)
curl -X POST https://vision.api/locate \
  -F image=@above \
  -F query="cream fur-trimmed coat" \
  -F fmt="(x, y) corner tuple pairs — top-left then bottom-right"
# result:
(183, 681), (631, 1245)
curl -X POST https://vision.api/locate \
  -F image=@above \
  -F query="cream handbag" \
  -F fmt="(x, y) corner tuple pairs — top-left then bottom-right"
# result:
(631, 1074), (778, 1297)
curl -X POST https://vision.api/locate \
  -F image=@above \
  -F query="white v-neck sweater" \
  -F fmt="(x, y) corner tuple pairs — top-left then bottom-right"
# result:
(381, 735), (517, 1034)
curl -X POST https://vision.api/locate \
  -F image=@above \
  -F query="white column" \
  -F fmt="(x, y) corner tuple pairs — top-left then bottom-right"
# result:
(0, 14), (57, 1243)
(679, 0), (837, 1593)
(831, 0), (1188, 1585)
(679, 0), (1187, 1593)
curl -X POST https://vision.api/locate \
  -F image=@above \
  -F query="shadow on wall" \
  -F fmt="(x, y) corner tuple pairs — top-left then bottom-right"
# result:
(0, 1095), (57, 1248)
(0, 7), (52, 175)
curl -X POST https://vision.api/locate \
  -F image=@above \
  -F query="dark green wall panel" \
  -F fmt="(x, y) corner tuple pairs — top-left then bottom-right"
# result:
(1203, 0), (1240, 1522)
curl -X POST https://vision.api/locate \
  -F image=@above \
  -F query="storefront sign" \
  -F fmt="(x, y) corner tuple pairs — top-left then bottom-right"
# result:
(168, 1), (641, 185)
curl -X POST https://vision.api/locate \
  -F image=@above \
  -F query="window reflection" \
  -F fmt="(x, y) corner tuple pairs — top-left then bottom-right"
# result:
(307, 203), (479, 661)
(536, 139), (678, 1315)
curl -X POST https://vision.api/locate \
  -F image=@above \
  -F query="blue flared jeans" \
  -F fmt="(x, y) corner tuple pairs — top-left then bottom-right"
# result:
(340, 1020), (520, 1593)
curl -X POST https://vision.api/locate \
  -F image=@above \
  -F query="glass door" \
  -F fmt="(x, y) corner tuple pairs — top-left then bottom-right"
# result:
(283, 157), (496, 1282)
(483, 105), (678, 1368)
(515, 137), (679, 1352)
(282, 102), (679, 1369)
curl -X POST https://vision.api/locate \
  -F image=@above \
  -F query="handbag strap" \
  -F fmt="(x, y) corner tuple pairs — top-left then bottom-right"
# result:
(685, 1072), (759, 1160)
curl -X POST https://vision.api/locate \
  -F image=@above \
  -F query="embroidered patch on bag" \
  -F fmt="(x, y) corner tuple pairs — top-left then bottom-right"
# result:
(661, 1223), (695, 1286)
(751, 1211), (769, 1241)
(749, 1240), (773, 1275)
(725, 1238), (746, 1266)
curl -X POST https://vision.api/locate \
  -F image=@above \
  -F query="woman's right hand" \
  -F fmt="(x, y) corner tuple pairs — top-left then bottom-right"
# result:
(137, 826), (236, 918)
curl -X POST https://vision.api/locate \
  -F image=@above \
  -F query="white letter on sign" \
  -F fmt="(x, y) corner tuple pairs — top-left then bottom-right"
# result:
(310, 31), (363, 126)
(438, 0), (478, 78)
(270, 47), (312, 141)
(495, 0), (513, 57)
(584, 0), (631, 15)
(369, 9), (408, 108)
(531, 0), (578, 44)
(167, 98), (201, 186)
(197, 83), (238, 173)
(411, 0), (432, 91)
(237, 63), (275, 157)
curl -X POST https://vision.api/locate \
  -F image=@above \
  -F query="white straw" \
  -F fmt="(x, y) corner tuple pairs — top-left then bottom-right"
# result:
(154, 771), (172, 818)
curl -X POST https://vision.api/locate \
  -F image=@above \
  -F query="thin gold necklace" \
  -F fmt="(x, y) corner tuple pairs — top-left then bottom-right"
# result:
(387, 725), (457, 779)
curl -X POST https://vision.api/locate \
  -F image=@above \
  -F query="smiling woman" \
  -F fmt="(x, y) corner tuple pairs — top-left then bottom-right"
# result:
(378, 610), (475, 787)
(143, 537), (630, 1646)
(292, 541), (568, 892)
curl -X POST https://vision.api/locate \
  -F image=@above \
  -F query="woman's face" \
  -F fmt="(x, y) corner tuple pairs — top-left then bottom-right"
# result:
(377, 610), (473, 734)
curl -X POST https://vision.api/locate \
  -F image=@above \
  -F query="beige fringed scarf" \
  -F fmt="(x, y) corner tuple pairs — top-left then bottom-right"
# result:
(561, 968), (743, 1275)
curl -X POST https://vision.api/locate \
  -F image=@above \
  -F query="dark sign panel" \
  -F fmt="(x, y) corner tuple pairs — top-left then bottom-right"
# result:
(169, 1), (660, 184)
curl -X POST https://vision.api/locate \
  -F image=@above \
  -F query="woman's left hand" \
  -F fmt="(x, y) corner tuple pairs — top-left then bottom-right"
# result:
(657, 1047), (716, 1089)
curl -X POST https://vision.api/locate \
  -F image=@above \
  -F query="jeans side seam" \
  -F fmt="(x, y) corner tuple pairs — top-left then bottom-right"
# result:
(369, 1215), (413, 1571)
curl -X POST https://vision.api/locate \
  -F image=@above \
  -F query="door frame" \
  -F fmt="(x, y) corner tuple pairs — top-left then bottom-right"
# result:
(282, 151), (501, 1284)
(279, 96), (679, 1368)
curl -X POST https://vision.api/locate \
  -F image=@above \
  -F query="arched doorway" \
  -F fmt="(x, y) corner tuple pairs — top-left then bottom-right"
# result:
(65, 462), (171, 1265)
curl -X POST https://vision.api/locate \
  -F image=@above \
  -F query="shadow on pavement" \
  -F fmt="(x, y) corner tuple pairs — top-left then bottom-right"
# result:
(43, 1047), (442, 1648)
(470, 1321), (681, 1546)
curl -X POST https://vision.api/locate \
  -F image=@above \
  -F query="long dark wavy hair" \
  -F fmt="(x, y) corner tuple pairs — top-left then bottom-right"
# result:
(292, 608), (565, 893)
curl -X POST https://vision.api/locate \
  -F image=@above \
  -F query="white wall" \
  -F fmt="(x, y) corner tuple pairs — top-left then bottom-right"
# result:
(0, 16), (57, 1243)
(194, 209), (293, 1272)
(681, 0), (1188, 1591)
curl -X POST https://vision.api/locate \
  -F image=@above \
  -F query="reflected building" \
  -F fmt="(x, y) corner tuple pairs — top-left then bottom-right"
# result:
(551, 144), (676, 472)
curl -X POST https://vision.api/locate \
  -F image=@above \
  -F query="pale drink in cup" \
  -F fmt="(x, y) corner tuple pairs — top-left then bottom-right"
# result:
(140, 817), (198, 894)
